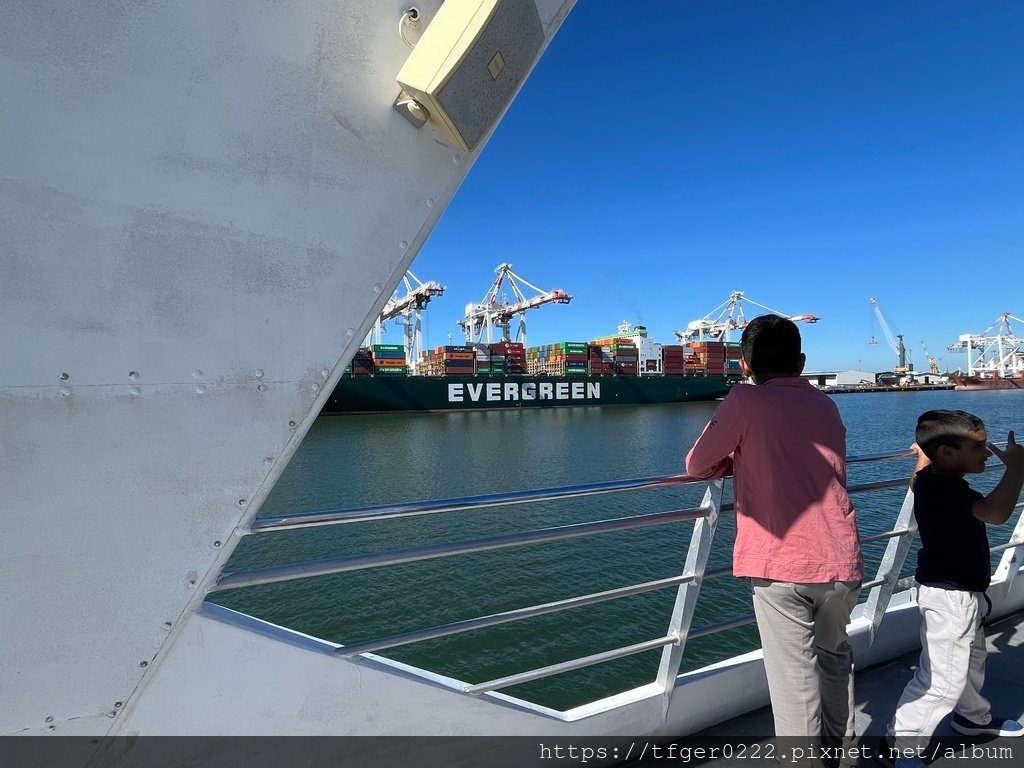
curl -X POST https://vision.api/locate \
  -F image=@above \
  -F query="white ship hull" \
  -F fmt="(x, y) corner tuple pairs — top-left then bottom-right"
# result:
(4, 4), (1024, 767)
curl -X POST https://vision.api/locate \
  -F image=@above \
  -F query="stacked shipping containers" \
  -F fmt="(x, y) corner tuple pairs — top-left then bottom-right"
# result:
(344, 347), (374, 375)
(489, 342), (525, 375)
(585, 336), (640, 376)
(370, 344), (408, 375)
(610, 342), (638, 375)
(419, 345), (475, 376)
(661, 345), (691, 375)
(527, 342), (588, 376)
(686, 341), (743, 376)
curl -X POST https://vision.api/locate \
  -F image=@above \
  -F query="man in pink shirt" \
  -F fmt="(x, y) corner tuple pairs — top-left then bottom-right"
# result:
(686, 315), (862, 763)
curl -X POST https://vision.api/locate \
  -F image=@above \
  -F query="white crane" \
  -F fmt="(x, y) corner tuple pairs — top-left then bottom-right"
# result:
(366, 271), (445, 371)
(673, 291), (819, 344)
(458, 263), (571, 349)
(947, 311), (1024, 378)
(919, 338), (941, 375)
(870, 297), (912, 373)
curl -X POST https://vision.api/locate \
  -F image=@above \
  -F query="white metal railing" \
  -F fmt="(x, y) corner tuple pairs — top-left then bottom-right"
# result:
(209, 448), (1024, 710)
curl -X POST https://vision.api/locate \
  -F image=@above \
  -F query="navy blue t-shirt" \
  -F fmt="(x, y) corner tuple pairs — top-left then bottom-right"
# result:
(913, 466), (990, 592)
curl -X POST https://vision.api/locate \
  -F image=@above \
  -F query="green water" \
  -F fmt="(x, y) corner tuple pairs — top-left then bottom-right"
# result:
(209, 390), (1022, 710)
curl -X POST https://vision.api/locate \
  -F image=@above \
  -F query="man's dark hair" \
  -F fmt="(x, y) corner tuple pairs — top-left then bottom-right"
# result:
(740, 315), (802, 377)
(915, 409), (985, 459)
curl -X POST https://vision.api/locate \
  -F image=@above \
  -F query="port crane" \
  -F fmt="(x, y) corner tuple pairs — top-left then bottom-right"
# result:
(673, 291), (819, 344)
(870, 297), (912, 373)
(366, 271), (445, 371)
(947, 311), (1024, 378)
(919, 338), (941, 375)
(458, 263), (571, 348)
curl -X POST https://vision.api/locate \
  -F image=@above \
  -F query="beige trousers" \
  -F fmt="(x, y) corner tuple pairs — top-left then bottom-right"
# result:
(752, 578), (861, 767)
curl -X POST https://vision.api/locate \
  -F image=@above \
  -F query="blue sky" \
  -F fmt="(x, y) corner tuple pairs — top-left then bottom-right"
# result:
(396, 1), (1022, 372)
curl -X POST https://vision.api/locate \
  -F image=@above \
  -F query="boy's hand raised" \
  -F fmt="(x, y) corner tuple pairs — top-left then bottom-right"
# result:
(989, 431), (1024, 473)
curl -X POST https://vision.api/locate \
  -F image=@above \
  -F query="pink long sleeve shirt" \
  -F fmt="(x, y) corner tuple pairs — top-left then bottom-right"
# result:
(685, 377), (862, 583)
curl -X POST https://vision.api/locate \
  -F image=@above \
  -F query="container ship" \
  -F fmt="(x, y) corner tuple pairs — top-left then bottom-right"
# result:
(948, 311), (1024, 390)
(952, 373), (1024, 390)
(322, 325), (738, 414)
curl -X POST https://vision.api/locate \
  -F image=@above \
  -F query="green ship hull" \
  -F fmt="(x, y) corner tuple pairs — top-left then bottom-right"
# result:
(322, 374), (731, 414)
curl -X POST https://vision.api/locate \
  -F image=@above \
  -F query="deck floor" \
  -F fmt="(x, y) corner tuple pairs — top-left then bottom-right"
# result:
(640, 610), (1024, 767)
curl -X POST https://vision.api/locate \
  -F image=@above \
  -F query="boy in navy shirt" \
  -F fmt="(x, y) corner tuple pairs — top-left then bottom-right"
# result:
(887, 410), (1024, 767)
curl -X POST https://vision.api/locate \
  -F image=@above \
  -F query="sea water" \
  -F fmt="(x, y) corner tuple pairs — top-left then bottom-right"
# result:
(210, 389), (1022, 710)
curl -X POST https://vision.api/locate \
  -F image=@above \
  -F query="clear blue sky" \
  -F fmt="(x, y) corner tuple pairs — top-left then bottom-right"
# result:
(396, 1), (1023, 372)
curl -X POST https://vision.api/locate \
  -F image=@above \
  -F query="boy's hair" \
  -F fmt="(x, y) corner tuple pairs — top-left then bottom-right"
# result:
(740, 315), (802, 376)
(915, 409), (985, 459)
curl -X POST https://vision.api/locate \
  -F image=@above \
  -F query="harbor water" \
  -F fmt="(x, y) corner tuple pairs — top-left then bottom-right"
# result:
(210, 389), (1023, 711)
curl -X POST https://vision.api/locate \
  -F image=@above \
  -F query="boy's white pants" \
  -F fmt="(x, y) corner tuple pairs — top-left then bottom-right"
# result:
(890, 583), (991, 746)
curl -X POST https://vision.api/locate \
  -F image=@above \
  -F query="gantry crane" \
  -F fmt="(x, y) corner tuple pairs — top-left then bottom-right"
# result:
(366, 271), (445, 371)
(947, 311), (1024, 378)
(919, 338), (940, 375)
(458, 263), (571, 349)
(673, 291), (820, 344)
(870, 297), (912, 373)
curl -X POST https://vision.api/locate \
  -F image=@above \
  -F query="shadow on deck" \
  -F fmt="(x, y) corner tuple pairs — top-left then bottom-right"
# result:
(637, 610), (1024, 767)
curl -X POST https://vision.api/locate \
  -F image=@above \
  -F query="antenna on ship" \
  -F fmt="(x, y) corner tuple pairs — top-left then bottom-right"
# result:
(368, 271), (445, 373)
(457, 263), (571, 349)
(673, 291), (820, 344)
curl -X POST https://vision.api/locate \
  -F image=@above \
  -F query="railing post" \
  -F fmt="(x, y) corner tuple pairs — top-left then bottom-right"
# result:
(656, 478), (724, 715)
(991, 505), (1024, 598)
(863, 485), (917, 645)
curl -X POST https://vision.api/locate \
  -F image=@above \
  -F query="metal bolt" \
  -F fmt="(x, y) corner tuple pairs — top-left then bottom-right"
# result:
(195, 385), (206, 394)
(237, 499), (246, 506)
(139, 661), (148, 667)
(399, 240), (408, 249)
(213, 540), (222, 548)
(128, 371), (139, 380)
(426, 198), (435, 208)
(288, 421), (297, 428)
(257, 384), (267, 392)
(114, 701), (123, 708)
(193, 369), (203, 379)
(58, 372), (70, 381)
(254, 369), (264, 379)
(45, 716), (54, 723)
(164, 621), (172, 628)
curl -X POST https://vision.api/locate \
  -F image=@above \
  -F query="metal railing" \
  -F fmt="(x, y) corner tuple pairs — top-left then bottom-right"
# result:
(210, 448), (1024, 710)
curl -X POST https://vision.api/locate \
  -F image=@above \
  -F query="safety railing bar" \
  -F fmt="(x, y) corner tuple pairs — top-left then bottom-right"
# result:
(991, 539), (1024, 554)
(215, 507), (710, 591)
(339, 573), (696, 657)
(847, 442), (1006, 465)
(862, 576), (886, 590)
(462, 635), (677, 695)
(250, 444), (978, 534)
(251, 444), (978, 536)
(251, 473), (699, 532)
(687, 613), (757, 640)
(862, 527), (913, 545)
(846, 449), (915, 464)
(848, 477), (919, 495)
